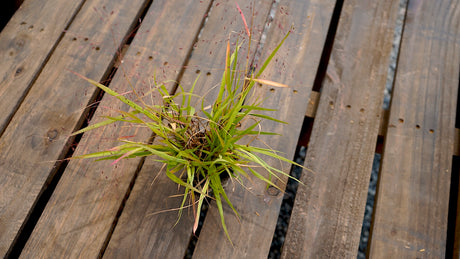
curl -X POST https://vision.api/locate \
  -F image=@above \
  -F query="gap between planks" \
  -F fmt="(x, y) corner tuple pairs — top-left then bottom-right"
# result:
(305, 90), (460, 156)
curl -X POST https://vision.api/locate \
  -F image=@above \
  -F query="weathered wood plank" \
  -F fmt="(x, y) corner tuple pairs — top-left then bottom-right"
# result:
(192, 1), (336, 258)
(0, 0), (84, 134)
(282, 1), (399, 258)
(369, 0), (460, 257)
(103, 1), (276, 258)
(19, 1), (212, 258)
(0, 0), (150, 256)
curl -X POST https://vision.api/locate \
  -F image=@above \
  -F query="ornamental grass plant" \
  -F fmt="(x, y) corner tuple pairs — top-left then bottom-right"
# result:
(72, 25), (304, 244)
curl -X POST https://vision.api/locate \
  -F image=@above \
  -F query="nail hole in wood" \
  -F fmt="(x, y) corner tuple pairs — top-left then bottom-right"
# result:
(206, 72), (211, 76)
(95, 46), (100, 51)
(163, 61), (168, 66)
(429, 129), (434, 134)
(148, 56), (153, 60)
(196, 69), (201, 74)
(360, 108), (365, 113)
(293, 90), (298, 94)
(329, 101), (334, 109)
(398, 118), (404, 123)
(15, 67), (23, 76)
(270, 88), (275, 92)
(416, 124), (421, 129)
(346, 105), (351, 109)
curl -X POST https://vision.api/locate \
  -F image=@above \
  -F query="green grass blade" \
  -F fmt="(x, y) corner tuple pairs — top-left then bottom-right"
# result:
(194, 177), (210, 233)
(72, 117), (118, 136)
(249, 113), (287, 124)
(214, 192), (233, 246)
(255, 29), (291, 78)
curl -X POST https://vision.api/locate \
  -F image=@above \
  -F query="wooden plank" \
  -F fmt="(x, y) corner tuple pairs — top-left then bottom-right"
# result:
(369, 0), (460, 257)
(192, 1), (336, 258)
(0, 0), (85, 134)
(0, 0), (150, 256)
(307, 92), (389, 141)
(306, 92), (460, 155)
(282, 1), (399, 257)
(306, 91), (320, 118)
(103, 1), (277, 258)
(19, 1), (212, 258)
(455, 128), (460, 157)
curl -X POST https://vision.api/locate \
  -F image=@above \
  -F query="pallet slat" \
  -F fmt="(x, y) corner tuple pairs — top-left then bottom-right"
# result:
(192, 0), (336, 258)
(104, 1), (276, 257)
(0, 0), (84, 134)
(282, 1), (399, 257)
(20, 1), (212, 258)
(0, 0), (150, 256)
(369, 0), (460, 257)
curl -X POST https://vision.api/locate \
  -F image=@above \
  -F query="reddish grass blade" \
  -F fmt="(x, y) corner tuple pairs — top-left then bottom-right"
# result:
(236, 2), (250, 37)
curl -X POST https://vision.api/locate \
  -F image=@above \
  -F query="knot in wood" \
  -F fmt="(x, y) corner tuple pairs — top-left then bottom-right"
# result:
(46, 129), (58, 141)
(267, 185), (280, 196)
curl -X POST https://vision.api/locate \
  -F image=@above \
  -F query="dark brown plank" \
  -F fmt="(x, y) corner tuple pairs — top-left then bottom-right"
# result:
(281, 1), (399, 258)
(0, 0), (150, 256)
(0, 0), (84, 134)
(20, 1), (212, 258)
(192, 1), (336, 258)
(103, 1), (277, 258)
(456, 182), (460, 258)
(369, 0), (460, 257)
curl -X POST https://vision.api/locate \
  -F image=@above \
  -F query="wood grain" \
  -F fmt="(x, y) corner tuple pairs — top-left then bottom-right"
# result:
(369, 0), (460, 257)
(0, 0), (149, 256)
(0, 0), (84, 135)
(192, 1), (336, 258)
(104, 1), (276, 258)
(19, 1), (211, 258)
(282, 0), (399, 258)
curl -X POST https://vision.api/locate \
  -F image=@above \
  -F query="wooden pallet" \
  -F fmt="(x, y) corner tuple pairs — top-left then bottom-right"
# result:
(0, 0), (459, 258)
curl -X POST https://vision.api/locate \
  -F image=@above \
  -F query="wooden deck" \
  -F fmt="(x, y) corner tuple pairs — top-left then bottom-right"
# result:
(1, 0), (459, 258)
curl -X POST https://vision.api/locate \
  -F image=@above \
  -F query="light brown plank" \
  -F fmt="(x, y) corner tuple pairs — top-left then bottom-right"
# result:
(20, 1), (212, 258)
(103, 1), (277, 258)
(192, 1), (336, 258)
(0, 0), (150, 256)
(369, 0), (460, 257)
(282, 1), (399, 258)
(0, 0), (84, 134)
(306, 91), (321, 118)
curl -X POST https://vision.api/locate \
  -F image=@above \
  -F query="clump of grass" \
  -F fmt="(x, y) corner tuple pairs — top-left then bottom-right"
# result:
(72, 28), (303, 244)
